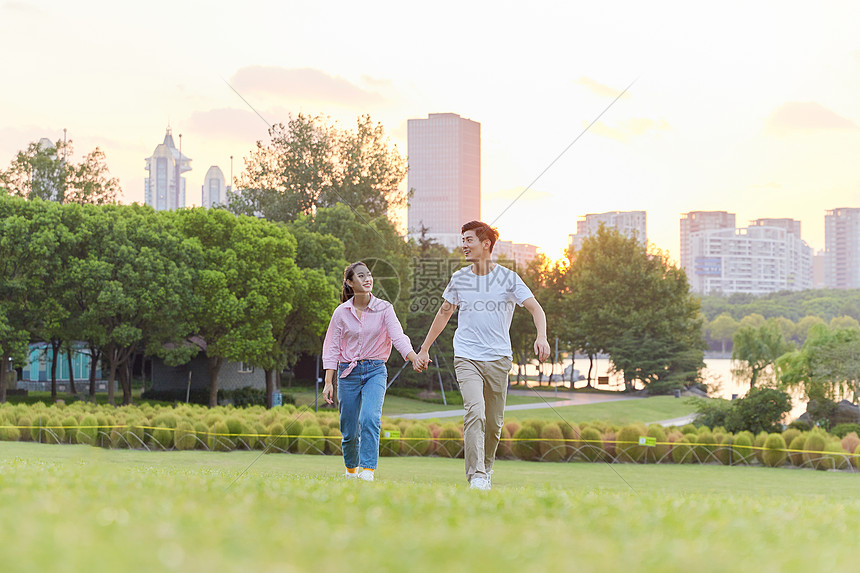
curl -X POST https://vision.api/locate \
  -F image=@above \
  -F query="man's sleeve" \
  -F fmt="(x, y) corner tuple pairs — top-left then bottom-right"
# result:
(441, 274), (459, 306)
(512, 273), (534, 306)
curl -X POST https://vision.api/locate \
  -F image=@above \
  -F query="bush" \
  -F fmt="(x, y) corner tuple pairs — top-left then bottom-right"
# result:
(403, 424), (432, 456)
(538, 424), (565, 462)
(436, 424), (463, 458)
(557, 422), (578, 460)
(326, 428), (342, 455)
(379, 424), (400, 457)
(498, 426), (512, 458)
(504, 421), (521, 439)
(781, 428), (801, 451)
(15, 416), (31, 442)
(218, 386), (268, 408)
(724, 388), (792, 435)
(61, 417), (78, 444)
(265, 422), (288, 452)
(855, 444), (860, 471)
(715, 434), (733, 465)
(579, 427), (604, 462)
(192, 422), (210, 450)
(644, 425), (668, 463)
(225, 417), (251, 450)
(76, 415), (98, 446)
(731, 434), (754, 465)
(616, 425), (645, 463)
(511, 425), (540, 461)
(841, 432), (860, 456)
(0, 420), (21, 441)
(787, 419), (811, 432)
(690, 398), (731, 429)
(209, 421), (234, 451)
(672, 437), (693, 464)
(787, 434), (807, 466)
(762, 434), (787, 468)
(693, 432), (717, 464)
(297, 423), (325, 455)
(803, 433), (828, 470)
(822, 441), (850, 470)
(752, 431), (769, 464)
(831, 423), (860, 439)
(174, 421), (197, 450)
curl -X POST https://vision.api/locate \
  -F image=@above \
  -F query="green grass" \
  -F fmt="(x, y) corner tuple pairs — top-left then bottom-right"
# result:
(2, 443), (859, 573)
(503, 396), (695, 424)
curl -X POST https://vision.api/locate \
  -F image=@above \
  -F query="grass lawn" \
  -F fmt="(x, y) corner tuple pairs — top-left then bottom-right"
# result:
(502, 396), (696, 424)
(2, 443), (858, 573)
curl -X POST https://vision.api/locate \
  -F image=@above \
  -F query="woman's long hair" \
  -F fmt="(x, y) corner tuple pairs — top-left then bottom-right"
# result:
(341, 261), (367, 303)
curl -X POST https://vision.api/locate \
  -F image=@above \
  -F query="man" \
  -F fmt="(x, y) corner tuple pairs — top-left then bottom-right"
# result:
(415, 221), (550, 490)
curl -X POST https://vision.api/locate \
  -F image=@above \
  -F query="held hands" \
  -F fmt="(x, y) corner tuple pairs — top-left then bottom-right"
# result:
(534, 337), (551, 362)
(412, 348), (432, 373)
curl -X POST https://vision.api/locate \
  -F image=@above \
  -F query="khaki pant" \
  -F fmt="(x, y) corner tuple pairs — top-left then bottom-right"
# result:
(453, 356), (512, 484)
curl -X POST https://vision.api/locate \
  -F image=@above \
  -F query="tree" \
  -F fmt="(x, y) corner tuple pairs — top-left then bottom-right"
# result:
(0, 138), (119, 204)
(723, 387), (793, 434)
(732, 319), (793, 388)
(708, 313), (739, 353)
(830, 315), (860, 330)
(564, 226), (705, 392)
(778, 324), (860, 404)
(231, 114), (406, 223)
(795, 315), (826, 345)
(738, 313), (766, 330)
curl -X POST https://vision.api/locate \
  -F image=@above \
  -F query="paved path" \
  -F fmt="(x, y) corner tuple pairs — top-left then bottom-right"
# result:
(389, 392), (639, 420)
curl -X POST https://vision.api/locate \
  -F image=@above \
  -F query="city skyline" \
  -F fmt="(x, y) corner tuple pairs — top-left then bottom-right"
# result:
(1, 1), (859, 261)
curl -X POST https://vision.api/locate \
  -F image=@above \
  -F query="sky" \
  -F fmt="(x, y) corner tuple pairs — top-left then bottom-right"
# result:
(1, 0), (859, 262)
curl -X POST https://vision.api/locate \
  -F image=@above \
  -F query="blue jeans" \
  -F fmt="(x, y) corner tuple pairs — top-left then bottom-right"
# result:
(338, 360), (387, 470)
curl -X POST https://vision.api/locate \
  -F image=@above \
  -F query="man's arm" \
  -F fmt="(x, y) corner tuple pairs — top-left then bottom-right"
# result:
(522, 297), (550, 361)
(415, 300), (457, 371)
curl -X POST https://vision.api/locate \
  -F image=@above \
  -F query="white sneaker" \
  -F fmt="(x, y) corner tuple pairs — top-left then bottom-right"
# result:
(358, 469), (375, 482)
(344, 471), (358, 479)
(470, 476), (491, 491)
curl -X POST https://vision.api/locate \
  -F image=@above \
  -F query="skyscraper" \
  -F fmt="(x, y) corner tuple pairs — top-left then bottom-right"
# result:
(679, 211), (736, 277)
(407, 113), (480, 250)
(568, 211), (647, 252)
(825, 208), (860, 289)
(144, 127), (191, 211)
(201, 166), (227, 209)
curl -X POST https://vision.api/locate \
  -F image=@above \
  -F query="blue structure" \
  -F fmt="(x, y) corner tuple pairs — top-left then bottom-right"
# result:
(20, 342), (109, 392)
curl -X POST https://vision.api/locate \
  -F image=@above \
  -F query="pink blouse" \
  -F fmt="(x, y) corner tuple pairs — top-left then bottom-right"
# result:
(322, 295), (414, 378)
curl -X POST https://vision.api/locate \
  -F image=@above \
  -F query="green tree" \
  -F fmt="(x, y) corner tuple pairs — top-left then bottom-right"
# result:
(565, 226), (705, 392)
(795, 315), (826, 345)
(732, 319), (793, 388)
(708, 313), (739, 354)
(738, 313), (766, 330)
(830, 315), (860, 330)
(778, 324), (860, 404)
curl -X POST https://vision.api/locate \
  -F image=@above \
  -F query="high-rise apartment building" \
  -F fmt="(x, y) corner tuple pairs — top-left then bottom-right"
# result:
(201, 166), (227, 208)
(493, 240), (541, 270)
(680, 211), (736, 277)
(825, 208), (860, 289)
(407, 113), (480, 251)
(688, 222), (812, 294)
(568, 210), (646, 252)
(144, 127), (191, 211)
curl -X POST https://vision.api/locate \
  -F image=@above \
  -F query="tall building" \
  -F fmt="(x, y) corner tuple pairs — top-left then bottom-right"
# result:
(493, 240), (541, 270)
(407, 113), (480, 251)
(201, 166), (227, 208)
(680, 211), (736, 277)
(688, 222), (812, 295)
(825, 208), (860, 289)
(568, 210), (646, 252)
(144, 127), (191, 211)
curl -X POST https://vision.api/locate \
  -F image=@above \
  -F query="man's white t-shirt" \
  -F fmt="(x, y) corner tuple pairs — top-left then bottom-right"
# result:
(441, 263), (534, 361)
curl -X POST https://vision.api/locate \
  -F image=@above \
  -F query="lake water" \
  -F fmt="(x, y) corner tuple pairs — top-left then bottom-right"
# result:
(519, 356), (808, 420)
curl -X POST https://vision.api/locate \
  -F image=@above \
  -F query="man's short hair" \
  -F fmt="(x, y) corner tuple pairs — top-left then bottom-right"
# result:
(461, 220), (500, 253)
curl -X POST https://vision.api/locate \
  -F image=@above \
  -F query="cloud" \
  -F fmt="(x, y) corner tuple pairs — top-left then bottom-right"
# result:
(588, 118), (671, 143)
(574, 76), (631, 99)
(230, 66), (385, 107)
(186, 108), (273, 144)
(765, 102), (858, 134)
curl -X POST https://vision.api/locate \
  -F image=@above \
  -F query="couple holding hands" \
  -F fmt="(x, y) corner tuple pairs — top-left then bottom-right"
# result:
(322, 220), (550, 489)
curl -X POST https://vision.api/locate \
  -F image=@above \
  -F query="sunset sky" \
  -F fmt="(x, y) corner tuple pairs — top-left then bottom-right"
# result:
(1, 0), (859, 262)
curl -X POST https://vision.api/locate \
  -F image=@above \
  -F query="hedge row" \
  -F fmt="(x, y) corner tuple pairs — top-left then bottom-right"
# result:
(1, 402), (859, 471)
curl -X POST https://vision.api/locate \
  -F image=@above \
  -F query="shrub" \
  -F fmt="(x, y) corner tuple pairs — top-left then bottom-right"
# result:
(855, 444), (860, 471)
(436, 424), (463, 458)
(616, 425), (645, 463)
(209, 421), (234, 451)
(504, 421), (521, 438)
(787, 434), (807, 466)
(226, 417), (251, 450)
(403, 424), (432, 456)
(0, 420), (21, 441)
(602, 430), (617, 459)
(557, 422), (578, 460)
(781, 428), (801, 451)
(523, 419), (547, 436)
(680, 424), (698, 434)
(326, 428), (342, 455)
(672, 437), (693, 464)
(724, 388), (792, 435)
(822, 441), (850, 470)
(693, 432), (717, 464)
(731, 434), (754, 465)
(538, 424), (565, 462)
(151, 424), (175, 450)
(643, 426), (668, 463)
(579, 427), (604, 462)
(14, 416), (31, 442)
(803, 433), (828, 470)
(192, 422), (210, 450)
(76, 415), (99, 446)
(379, 424), (400, 457)
(47, 417), (66, 444)
(841, 432), (860, 455)
(753, 431), (769, 464)
(715, 434), (733, 465)
(762, 433), (787, 468)
(265, 422), (288, 452)
(61, 417), (78, 444)
(831, 423), (860, 439)
(497, 426), (512, 458)
(787, 419), (811, 432)
(174, 421), (197, 450)
(511, 425), (540, 461)
(297, 423), (325, 455)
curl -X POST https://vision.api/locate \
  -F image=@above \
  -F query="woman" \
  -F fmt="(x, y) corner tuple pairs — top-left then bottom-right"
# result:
(322, 261), (419, 481)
